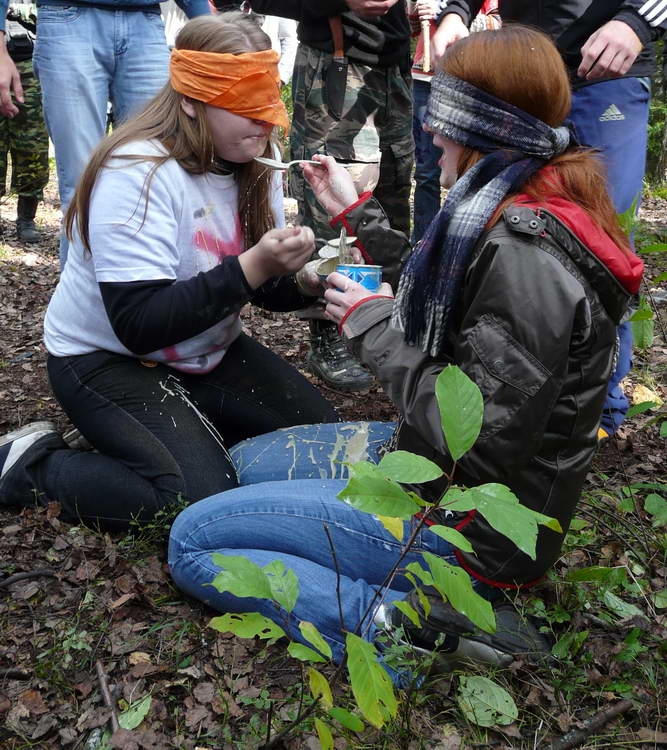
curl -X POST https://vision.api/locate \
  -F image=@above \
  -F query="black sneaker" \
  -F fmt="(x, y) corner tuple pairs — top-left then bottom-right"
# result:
(0, 422), (58, 493)
(376, 593), (552, 672)
(307, 320), (373, 392)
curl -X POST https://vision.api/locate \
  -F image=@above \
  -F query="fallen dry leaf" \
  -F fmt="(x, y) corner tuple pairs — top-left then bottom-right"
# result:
(128, 651), (152, 666)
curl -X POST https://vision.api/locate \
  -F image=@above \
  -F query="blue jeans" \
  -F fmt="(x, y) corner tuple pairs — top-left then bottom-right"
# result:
(168, 422), (462, 665)
(568, 77), (650, 434)
(411, 79), (442, 244)
(0, 335), (338, 530)
(33, 5), (171, 265)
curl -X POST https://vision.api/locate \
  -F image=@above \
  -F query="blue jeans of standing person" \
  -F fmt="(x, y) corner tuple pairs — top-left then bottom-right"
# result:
(0, 334), (338, 531)
(568, 77), (650, 435)
(33, 5), (171, 266)
(412, 78), (442, 244)
(168, 422), (484, 667)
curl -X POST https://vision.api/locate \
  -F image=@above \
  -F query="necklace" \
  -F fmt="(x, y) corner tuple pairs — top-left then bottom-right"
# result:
(210, 157), (236, 175)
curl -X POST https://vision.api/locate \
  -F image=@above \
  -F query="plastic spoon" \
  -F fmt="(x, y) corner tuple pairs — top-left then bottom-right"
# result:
(254, 156), (322, 170)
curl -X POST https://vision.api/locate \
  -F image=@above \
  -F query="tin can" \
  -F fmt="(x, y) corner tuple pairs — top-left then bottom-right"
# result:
(335, 263), (382, 292)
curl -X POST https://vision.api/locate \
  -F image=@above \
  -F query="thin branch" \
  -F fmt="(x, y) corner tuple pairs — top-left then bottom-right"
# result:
(0, 569), (57, 589)
(259, 699), (319, 749)
(548, 699), (633, 750)
(0, 668), (31, 680)
(643, 278), (667, 342)
(577, 503), (651, 559)
(260, 661), (349, 749)
(95, 660), (120, 733)
(323, 523), (345, 634)
(355, 504), (438, 640)
(264, 700), (274, 747)
(262, 464), (457, 746)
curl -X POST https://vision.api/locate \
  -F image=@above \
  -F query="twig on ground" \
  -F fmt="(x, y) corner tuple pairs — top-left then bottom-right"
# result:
(0, 568), (56, 589)
(548, 699), (633, 750)
(579, 499), (652, 559)
(95, 660), (120, 733)
(0, 668), (31, 680)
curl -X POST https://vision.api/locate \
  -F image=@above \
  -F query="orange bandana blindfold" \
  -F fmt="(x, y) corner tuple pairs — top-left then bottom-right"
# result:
(170, 48), (289, 130)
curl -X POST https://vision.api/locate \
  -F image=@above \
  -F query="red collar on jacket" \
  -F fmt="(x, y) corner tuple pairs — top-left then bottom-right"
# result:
(511, 194), (644, 295)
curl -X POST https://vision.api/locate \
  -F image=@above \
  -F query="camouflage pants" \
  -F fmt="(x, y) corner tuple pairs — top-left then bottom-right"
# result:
(0, 59), (49, 199)
(289, 44), (414, 243)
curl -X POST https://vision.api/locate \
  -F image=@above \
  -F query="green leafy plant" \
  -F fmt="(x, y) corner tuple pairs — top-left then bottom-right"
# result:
(616, 201), (667, 353)
(206, 365), (559, 745)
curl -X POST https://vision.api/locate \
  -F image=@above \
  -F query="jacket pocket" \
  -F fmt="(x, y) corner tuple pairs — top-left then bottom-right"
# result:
(465, 314), (552, 439)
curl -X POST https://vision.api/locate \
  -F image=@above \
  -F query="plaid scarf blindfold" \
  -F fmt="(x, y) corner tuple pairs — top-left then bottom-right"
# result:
(392, 72), (570, 357)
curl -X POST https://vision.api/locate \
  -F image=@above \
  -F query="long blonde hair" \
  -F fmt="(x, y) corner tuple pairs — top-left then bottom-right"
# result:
(66, 12), (279, 252)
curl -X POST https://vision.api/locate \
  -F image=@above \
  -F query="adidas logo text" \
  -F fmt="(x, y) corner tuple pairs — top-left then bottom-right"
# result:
(599, 104), (625, 121)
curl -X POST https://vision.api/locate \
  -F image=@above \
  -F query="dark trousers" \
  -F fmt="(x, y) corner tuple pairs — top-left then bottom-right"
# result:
(3, 334), (338, 530)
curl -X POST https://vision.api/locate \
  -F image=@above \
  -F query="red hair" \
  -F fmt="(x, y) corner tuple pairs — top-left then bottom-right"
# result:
(441, 25), (630, 251)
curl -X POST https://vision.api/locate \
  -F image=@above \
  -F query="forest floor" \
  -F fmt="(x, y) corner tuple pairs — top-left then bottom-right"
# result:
(0, 178), (665, 750)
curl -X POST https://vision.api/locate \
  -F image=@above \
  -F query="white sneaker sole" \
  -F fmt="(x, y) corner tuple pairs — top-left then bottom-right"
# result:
(1, 422), (57, 480)
(0, 421), (56, 447)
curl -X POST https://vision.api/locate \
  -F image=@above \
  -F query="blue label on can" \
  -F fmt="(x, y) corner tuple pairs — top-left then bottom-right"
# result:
(336, 264), (382, 292)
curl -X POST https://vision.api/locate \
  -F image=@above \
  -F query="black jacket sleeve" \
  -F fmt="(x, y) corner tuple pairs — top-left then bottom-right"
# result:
(100, 256), (318, 355)
(617, 2), (667, 44)
(250, 0), (348, 21)
(436, 0), (483, 27)
(99, 255), (253, 355)
(250, 274), (319, 312)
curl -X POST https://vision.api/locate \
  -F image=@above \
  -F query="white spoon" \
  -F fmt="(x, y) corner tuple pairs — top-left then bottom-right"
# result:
(254, 156), (323, 171)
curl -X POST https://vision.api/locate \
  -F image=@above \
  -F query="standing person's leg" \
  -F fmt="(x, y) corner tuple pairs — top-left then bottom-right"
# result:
(12, 60), (49, 243)
(411, 78), (441, 244)
(289, 45), (378, 242)
(184, 332), (339, 448)
(33, 6), (113, 266)
(110, 10), (170, 125)
(375, 64), (414, 241)
(0, 351), (241, 530)
(289, 46), (382, 391)
(169, 480), (456, 662)
(568, 78), (650, 435)
(0, 106), (9, 204)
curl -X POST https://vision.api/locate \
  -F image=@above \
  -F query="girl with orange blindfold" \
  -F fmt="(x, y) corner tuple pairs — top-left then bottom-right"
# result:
(0, 13), (338, 531)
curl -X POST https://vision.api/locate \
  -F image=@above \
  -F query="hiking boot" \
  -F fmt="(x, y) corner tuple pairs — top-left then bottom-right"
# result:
(16, 196), (41, 243)
(307, 319), (373, 392)
(0, 422), (57, 496)
(376, 592), (552, 672)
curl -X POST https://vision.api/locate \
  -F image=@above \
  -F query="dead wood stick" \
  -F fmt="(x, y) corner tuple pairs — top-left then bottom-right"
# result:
(95, 660), (120, 733)
(15, 339), (42, 350)
(0, 569), (56, 589)
(0, 668), (31, 680)
(549, 699), (633, 750)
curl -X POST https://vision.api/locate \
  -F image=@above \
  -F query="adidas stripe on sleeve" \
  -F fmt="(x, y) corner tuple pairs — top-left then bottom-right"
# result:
(638, 0), (667, 27)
